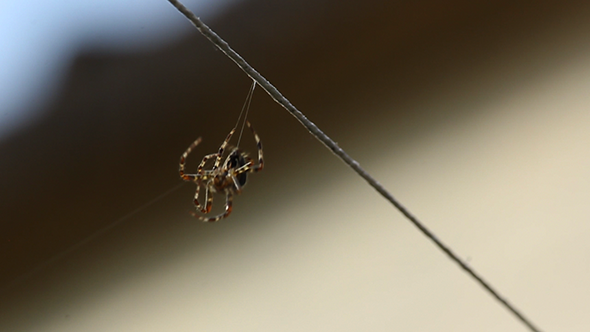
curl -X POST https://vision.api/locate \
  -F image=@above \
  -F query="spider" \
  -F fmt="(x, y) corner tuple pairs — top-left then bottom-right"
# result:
(179, 121), (264, 222)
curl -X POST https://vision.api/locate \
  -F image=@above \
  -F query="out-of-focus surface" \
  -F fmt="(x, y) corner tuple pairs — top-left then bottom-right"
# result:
(0, 0), (238, 139)
(1, 0), (590, 331)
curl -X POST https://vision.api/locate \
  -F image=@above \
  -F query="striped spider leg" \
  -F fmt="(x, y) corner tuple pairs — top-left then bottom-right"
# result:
(179, 121), (264, 222)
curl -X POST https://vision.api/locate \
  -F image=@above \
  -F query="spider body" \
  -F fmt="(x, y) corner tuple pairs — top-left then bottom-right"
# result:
(209, 149), (249, 193)
(179, 121), (263, 222)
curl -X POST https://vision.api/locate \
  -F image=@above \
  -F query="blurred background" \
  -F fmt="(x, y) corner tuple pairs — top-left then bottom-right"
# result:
(1, 0), (590, 331)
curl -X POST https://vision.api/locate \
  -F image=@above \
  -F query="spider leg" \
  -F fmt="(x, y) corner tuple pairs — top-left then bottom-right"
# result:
(179, 137), (202, 181)
(230, 174), (244, 194)
(197, 153), (220, 175)
(191, 192), (233, 222)
(246, 121), (264, 172)
(234, 159), (253, 174)
(213, 128), (236, 170)
(192, 184), (212, 214)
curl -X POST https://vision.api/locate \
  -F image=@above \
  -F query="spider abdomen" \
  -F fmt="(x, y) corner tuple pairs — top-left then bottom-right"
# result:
(228, 150), (249, 188)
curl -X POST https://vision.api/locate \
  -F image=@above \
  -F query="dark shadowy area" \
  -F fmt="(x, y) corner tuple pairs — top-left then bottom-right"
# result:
(1, 0), (588, 311)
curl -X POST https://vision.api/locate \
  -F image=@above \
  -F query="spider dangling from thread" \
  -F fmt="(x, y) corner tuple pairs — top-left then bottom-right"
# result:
(179, 82), (263, 222)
